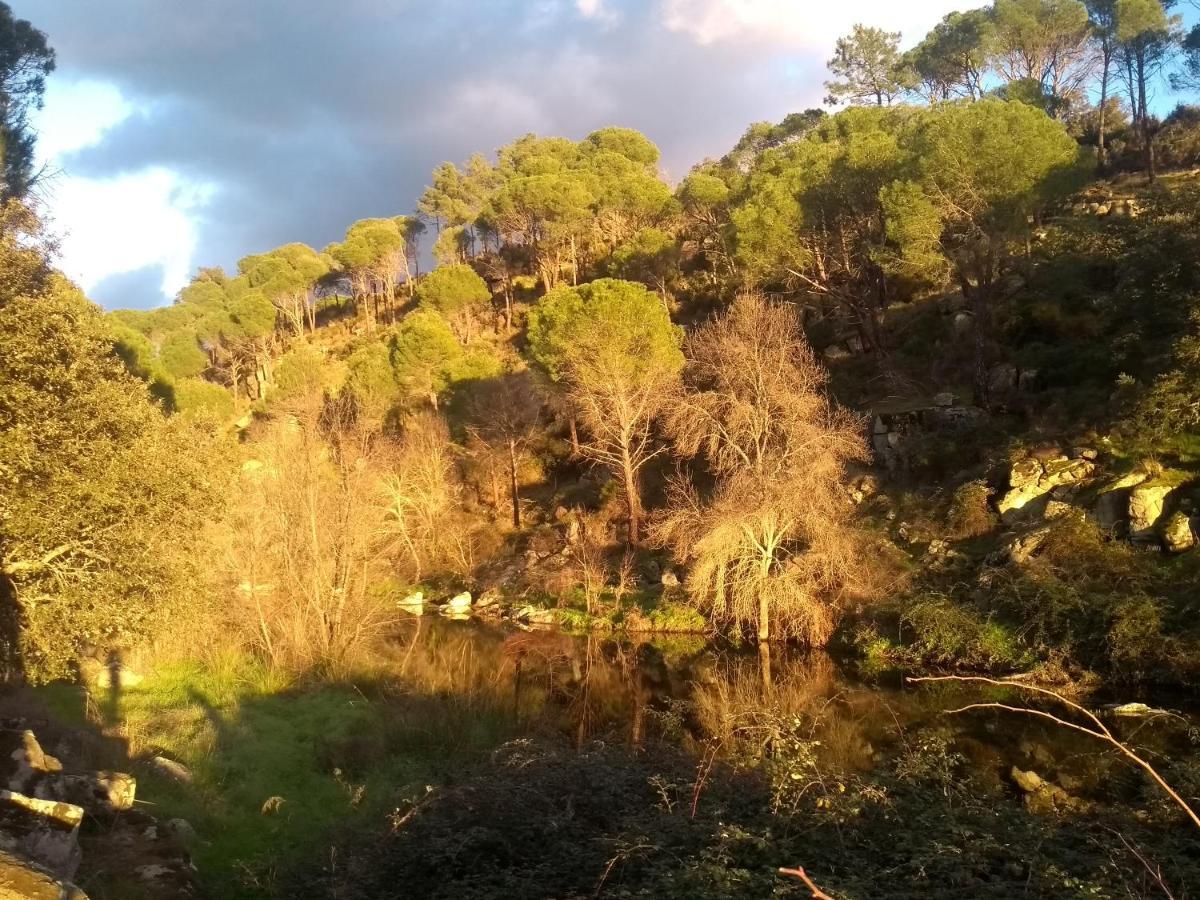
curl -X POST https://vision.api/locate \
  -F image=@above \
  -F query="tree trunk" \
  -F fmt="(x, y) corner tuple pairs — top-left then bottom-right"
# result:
(757, 592), (770, 642)
(568, 415), (580, 456)
(758, 640), (772, 689)
(621, 444), (640, 545)
(1138, 54), (1155, 183)
(508, 439), (521, 529)
(1097, 56), (1110, 173)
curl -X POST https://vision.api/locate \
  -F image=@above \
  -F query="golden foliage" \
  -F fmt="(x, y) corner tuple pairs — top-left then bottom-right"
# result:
(654, 293), (872, 644)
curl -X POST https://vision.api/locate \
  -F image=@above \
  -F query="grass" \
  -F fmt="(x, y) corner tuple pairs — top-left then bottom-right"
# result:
(33, 649), (516, 899)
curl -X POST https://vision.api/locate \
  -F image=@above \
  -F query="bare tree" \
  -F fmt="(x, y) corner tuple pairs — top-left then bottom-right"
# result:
(380, 412), (466, 580)
(654, 293), (873, 645)
(226, 392), (395, 676)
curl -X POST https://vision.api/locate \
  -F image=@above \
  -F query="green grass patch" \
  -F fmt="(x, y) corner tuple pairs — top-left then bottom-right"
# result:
(36, 653), (513, 899)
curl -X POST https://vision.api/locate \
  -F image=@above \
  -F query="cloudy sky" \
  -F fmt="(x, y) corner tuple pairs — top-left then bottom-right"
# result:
(24, 1), (1004, 308)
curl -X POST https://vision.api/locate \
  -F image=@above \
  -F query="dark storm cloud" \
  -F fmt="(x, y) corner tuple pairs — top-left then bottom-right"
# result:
(89, 262), (168, 310)
(20, 0), (808, 285)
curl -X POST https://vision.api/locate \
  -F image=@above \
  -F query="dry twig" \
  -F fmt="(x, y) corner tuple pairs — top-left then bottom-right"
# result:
(908, 675), (1200, 831)
(779, 865), (834, 899)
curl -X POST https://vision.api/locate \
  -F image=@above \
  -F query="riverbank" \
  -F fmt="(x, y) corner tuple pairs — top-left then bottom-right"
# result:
(9, 620), (1200, 898)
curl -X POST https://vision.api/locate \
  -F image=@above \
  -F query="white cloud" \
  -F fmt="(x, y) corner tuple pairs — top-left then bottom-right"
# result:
(576, 0), (618, 24)
(45, 167), (214, 303)
(32, 79), (213, 307)
(35, 79), (132, 160)
(658, 0), (968, 49)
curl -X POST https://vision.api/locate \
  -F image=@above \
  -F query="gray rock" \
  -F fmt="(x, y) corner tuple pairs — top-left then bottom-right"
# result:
(1001, 525), (1052, 564)
(146, 757), (192, 785)
(660, 569), (681, 588)
(164, 818), (196, 843)
(1162, 511), (1195, 553)
(0, 732), (61, 797)
(0, 792), (83, 878)
(54, 772), (135, 815)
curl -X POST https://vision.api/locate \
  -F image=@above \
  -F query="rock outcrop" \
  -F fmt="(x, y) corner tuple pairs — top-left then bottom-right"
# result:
(997, 454), (1096, 521)
(0, 791), (82, 878)
(0, 725), (196, 897)
(0, 848), (87, 899)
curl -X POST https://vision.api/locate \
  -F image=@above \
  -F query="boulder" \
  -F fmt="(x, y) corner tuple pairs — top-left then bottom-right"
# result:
(1093, 472), (1148, 531)
(445, 592), (472, 612)
(951, 311), (974, 336)
(514, 606), (558, 627)
(0, 732), (61, 797)
(396, 591), (423, 615)
(1010, 766), (1084, 814)
(0, 849), (87, 899)
(0, 792), (82, 878)
(1129, 481), (1175, 538)
(1010, 767), (1045, 793)
(660, 569), (681, 588)
(1009, 457), (1044, 490)
(54, 772), (135, 815)
(848, 473), (880, 504)
(1162, 511), (1196, 553)
(1000, 525), (1052, 564)
(933, 391), (956, 408)
(164, 818), (197, 843)
(146, 757), (191, 785)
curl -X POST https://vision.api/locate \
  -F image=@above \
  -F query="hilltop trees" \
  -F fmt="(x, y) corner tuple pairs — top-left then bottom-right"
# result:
(728, 99), (1081, 401)
(891, 100), (1084, 401)
(528, 279), (684, 544)
(1115, 0), (1177, 179)
(416, 263), (491, 342)
(422, 128), (675, 293)
(824, 25), (910, 107)
(328, 217), (420, 328)
(238, 243), (329, 335)
(733, 106), (915, 359)
(655, 294), (870, 645)
(988, 0), (1094, 115)
(904, 11), (991, 102)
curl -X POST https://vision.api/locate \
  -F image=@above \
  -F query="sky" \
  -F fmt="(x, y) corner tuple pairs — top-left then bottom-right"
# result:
(20, 0), (1193, 310)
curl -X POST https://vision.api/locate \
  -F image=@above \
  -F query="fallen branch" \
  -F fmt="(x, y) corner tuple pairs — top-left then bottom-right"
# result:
(779, 866), (833, 899)
(908, 675), (1200, 831)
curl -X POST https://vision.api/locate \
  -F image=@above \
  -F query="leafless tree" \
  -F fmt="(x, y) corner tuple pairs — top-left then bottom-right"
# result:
(654, 293), (873, 645)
